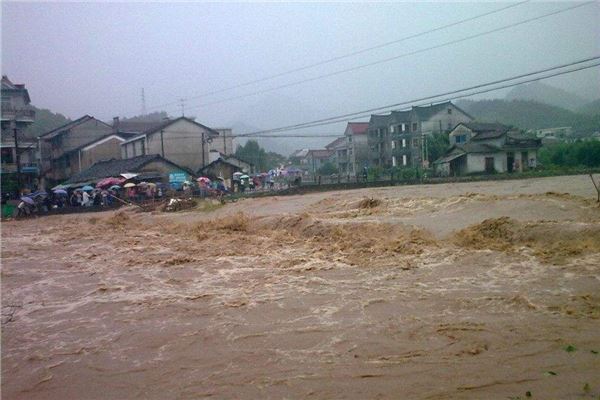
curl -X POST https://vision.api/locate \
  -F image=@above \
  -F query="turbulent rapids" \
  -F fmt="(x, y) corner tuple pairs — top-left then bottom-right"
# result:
(2, 175), (600, 399)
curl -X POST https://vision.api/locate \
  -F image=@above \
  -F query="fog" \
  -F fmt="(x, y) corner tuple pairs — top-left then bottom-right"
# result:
(2, 1), (599, 152)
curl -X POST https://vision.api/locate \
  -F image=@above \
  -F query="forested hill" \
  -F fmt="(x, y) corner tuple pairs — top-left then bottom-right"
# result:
(456, 99), (600, 134)
(24, 106), (71, 138)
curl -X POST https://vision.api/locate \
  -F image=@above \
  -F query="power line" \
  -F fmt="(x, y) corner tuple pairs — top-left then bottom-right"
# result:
(166, 1), (594, 115)
(233, 57), (600, 136)
(142, 1), (531, 113)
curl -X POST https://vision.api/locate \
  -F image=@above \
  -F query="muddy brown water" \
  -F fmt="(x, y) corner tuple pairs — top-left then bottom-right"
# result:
(2, 175), (600, 399)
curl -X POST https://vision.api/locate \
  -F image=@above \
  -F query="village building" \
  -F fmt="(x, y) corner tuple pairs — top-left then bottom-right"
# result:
(305, 149), (333, 175)
(120, 116), (219, 174)
(289, 149), (310, 167)
(325, 137), (348, 174)
(344, 122), (369, 175)
(38, 115), (114, 185)
(434, 122), (542, 176)
(62, 154), (194, 188)
(367, 101), (473, 169)
(1, 76), (37, 193)
(198, 153), (254, 189)
(210, 128), (235, 156)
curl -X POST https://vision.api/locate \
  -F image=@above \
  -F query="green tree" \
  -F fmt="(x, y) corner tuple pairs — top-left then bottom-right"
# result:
(235, 140), (286, 171)
(428, 132), (450, 163)
(317, 161), (338, 175)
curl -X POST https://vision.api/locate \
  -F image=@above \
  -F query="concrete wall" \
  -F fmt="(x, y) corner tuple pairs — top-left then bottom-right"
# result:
(143, 119), (213, 173)
(449, 125), (473, 145)
(420, 106), (473, 135)
(210, 128), (234, 156)
(79, 137), (123, 172)
(466, 152), (507, 174)
(53, 119), (112, 156)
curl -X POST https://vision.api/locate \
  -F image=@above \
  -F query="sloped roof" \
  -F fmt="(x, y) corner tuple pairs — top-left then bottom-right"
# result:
(369, 114), (390, 128)
(139, 116), (220, 138)
(198, 155), (253, 175)
(61, 133), (138, 158)
(115, 120), (166, 134)
(412, 101), (474, 121)
(39, 115), (111, 139)
(65, 154), (191, 184)
(307, 149), (333, 159)
(1, 76), (31, 104)
(290, 149), (310, 158)
(346, 122), (369, 135)
(325, 137), (346, 150)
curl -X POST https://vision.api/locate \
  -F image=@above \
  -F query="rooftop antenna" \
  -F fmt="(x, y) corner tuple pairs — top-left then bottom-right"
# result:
(141, 88), (147, 116)
(179, 98), (185, 117)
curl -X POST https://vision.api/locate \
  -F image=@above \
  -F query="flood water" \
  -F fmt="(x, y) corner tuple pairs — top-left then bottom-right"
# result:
(2, 175), (600, 399)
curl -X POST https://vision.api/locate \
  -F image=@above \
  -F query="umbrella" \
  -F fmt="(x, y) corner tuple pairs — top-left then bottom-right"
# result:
(96, 177), (125, 189)
(74, 188), (83, 192)
(82, 185), (94, 191)
(146, 182), (157, 187)
(30, 191), (48, 198)
(123, 183), (136, 188)
(216, 176), (224, 181)
(240, 175), (250, 180)
(53, 189), (68, 195)
(138, 181), (149, 186)
(197, 177), (211, 184)
(183, 180), (192, 185)
(109, 185), (122, 190)
(233, 172), (243, 177)
(20, 196), (35, 205)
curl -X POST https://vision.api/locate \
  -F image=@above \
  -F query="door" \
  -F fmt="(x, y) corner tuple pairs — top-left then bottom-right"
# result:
(507, 153), (514, 173)
(485, 157), (495, 173)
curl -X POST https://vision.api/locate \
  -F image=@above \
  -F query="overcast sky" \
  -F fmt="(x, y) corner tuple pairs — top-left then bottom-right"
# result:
(2, 1), (599, 134)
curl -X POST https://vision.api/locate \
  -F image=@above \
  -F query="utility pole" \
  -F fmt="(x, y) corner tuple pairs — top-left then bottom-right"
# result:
(160, 129), (165, 158)
(179, 98), (185, 117)
(141, 88), (147, 116)
(12, 119), (22, 197)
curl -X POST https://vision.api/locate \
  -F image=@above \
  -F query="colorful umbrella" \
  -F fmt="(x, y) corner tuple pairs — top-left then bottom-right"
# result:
(240, 175), (250, 180)
(53, 189), (68, 195)
(96, 177), (125, 189)
(109, 185), (122, 190)
(197, 177), (211, 184)
(20, 196), (35, 205)
(123, 183), (136, 188)
(81, 185), (94, 191)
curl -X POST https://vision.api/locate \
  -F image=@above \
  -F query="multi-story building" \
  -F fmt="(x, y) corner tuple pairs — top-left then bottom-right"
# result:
(210, 128), (235, 156)
(120, 116), (219, 173)
(1, 76), (37, 193)
(367, 101), (473, 169)
(325, 137), (347, 174)
(344, 122), (369, 176)
(39, 115), (114, 184)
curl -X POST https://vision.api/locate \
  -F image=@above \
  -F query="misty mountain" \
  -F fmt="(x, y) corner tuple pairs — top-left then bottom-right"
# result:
(229, 94), (342, 156)
(456, 99), (599, 134)
(577, 99), (600, 116)
(505, 81), (589, 112)
(24, 106), (71, 138)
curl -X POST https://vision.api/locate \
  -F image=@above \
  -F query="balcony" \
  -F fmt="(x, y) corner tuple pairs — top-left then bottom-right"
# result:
(1, 105), (35, 122)
(0, 162), (39, 174)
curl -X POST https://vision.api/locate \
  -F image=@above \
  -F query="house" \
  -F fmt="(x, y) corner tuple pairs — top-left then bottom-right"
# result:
(325, 137), (348, 174)
(62, 154), (194, 188)
(39, 115), (114, 184)
(305, 149), (333, 174)
(289, 149), (310, 166)
(344, 122), (369, 176)
(198, 154), (254, 189)
(367, 101), (473, 169)
(211, 128), (235, 156)
(1, 75), (37, 193)
(120, 116), (219, 173)
(434, 122), (541, 176)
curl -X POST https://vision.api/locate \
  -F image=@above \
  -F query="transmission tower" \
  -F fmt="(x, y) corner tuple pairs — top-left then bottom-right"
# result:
(141, 88), (147, 116)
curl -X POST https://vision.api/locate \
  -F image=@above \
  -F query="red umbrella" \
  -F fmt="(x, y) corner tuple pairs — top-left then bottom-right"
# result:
(96, 177), (125, 189)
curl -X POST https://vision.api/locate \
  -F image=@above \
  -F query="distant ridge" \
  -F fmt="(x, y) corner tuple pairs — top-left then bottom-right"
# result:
(505, 81), (589, 111)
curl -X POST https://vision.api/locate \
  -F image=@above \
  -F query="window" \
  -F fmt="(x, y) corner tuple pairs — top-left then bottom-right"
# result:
(391, 140), (396, 149)
(412, 122), (418, 132)
(401, 123), (406, 132)
(348, 136), (352, 143)
(402, 155), (407, 166)
(1, 148), (14, 164)
(390, 125), (395, 133)
(447, 122), (452, 130)
(132, 143), (137, 157)
(1, 95), (10, 107)
(402, 138), (406, 148)
(455, 135), (466, 144)
(413, 138), (420, 147)
(392, 156), (397, 167)
(447, 108), (452, 114)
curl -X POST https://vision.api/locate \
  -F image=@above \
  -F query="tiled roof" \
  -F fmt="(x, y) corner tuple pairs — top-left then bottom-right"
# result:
(325, 137), (346, 150)
(139, 117), (220, 138)
(39, 115), (111, 139)
(64, 154), (190, 184)
(412, 101), (474, 121)
(369, 114), (391, 128)
(1, 75), (31, 103)
(308, 149), (333, 159)
(347, 122), (369, 135)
